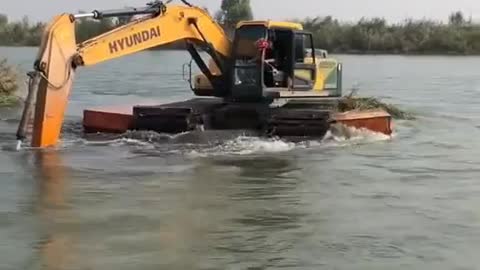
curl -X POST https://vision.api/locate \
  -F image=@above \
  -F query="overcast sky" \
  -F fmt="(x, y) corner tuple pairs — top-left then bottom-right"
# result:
(2, 0), (480, 23)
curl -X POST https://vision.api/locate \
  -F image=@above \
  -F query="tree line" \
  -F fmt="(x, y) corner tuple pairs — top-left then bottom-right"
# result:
(0, 13), (133, 46)
(298, 11), (480, 55)
(1, 1), (480, 55)
(0, 0), (252, 47)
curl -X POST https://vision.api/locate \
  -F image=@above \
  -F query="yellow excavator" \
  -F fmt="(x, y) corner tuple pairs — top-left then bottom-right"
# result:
(16, 0), (343, 148)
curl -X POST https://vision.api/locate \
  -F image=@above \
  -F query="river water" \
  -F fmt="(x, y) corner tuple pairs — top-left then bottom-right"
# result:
(1, 46), (480, 270)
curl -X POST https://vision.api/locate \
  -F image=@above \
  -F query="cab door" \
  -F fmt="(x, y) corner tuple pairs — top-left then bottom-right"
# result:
(291, 31), (316, 90)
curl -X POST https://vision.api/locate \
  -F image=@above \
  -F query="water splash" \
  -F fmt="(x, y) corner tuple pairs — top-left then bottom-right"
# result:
(187, 136), (296, 157)
(60, 136), (156, 149)
(326, 123), (394, 144)
(44, 119), (395, 156)
(186, 125), (393, 157)
(15, 140), (21, 151)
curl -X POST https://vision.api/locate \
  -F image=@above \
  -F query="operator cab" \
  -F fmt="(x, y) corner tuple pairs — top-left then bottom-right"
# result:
(228, 21), (319, 101)
(188, 20), (342, 101)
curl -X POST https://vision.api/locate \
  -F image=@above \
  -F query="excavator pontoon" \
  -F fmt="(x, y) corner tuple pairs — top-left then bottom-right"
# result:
(16, 0), (393, 148)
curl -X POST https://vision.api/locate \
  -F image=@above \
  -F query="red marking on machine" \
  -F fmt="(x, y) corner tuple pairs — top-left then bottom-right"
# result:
(256, 38), (271, 50)
(83, 106), (134, 133)
(332, 110), (393, 135)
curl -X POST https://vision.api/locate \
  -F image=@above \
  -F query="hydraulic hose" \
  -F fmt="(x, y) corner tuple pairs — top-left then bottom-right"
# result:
(180, 0), (193, 7)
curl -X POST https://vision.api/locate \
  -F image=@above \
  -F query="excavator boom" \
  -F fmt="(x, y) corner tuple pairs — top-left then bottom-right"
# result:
(77, 4), (230, 66)
(17, 1), (231, 148)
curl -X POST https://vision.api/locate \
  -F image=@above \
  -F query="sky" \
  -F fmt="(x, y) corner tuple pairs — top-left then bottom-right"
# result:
(2, 0), (480, 24)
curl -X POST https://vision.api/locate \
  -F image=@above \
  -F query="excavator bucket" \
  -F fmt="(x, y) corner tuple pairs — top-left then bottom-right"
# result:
(31, 14), (77, 148)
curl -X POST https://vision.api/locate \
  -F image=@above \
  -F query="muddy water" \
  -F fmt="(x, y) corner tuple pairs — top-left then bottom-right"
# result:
(1, 47), (480, 270)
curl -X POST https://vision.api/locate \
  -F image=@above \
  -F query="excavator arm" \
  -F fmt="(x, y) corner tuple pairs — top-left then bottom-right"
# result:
(16, 0), (231, 148)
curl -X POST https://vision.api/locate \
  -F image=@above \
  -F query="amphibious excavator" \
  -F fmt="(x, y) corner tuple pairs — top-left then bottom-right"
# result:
(16, 0), (392, 148)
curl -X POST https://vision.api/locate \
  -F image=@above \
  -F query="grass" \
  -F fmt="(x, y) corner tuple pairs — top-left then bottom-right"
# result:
(338, 95), (415, 120)
(0, 95), (19, 107)
(0, 58), (20, 107)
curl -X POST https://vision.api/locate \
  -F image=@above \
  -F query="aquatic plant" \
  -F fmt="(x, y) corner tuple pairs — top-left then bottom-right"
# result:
(338, 95), (415, 120)
(0, 58), (19, 106)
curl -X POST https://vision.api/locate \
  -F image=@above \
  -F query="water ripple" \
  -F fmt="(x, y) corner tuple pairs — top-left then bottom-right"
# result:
(2, 49), (480, 270)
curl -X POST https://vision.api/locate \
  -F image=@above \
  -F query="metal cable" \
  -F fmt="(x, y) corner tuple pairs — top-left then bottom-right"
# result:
(37, 59), (73, 90)
(180, 0), (193, 7)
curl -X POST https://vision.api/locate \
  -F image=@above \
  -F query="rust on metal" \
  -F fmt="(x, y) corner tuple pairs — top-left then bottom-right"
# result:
(83, 106), (134, 133)
(82, 104), (394, 136)
(332, 109), (393, 135)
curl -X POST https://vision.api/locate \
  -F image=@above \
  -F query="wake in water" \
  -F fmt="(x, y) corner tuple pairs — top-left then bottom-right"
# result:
(186, 136), (297, 157)
(59, 121), (394, 157)
(326, 123), (393, 144)
(195, 123), (394, 157)
(6, 119), (393, 155)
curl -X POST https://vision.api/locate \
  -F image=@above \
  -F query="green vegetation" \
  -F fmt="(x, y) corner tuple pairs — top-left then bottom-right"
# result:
(0, 59), (20, 107)
(0, 14), (44, 46)
(74, 12), (133, 42)
(0, 2), (254, 48)
(1, 6), (479, 55)
(0, 13), (130, 46)
(215, 0), (253, 34)
(0, 95), (18, 107)
(298, 11), (480, 55)
(338, 96), (415, 120)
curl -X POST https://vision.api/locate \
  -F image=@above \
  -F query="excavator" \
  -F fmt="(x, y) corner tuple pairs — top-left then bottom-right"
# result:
(16, 0), (390, 149)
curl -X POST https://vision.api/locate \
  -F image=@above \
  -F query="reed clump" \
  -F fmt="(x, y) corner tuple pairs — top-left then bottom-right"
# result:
(0, 58), (20, 107)
(338, 95), (415, 120)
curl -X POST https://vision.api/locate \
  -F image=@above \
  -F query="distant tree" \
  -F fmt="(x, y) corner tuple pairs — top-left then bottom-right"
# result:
(3, 9), (480, 55)
(116, 6), (135, 26)
(74, 10), (116, 42)
(24, 22), (46, 46)
(202, 6), (210, 15)
(117, 15), (133, 26)
(449, 11), (465, 26)
(215, 0), (253, 34)
(0, 14), (8, 26)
